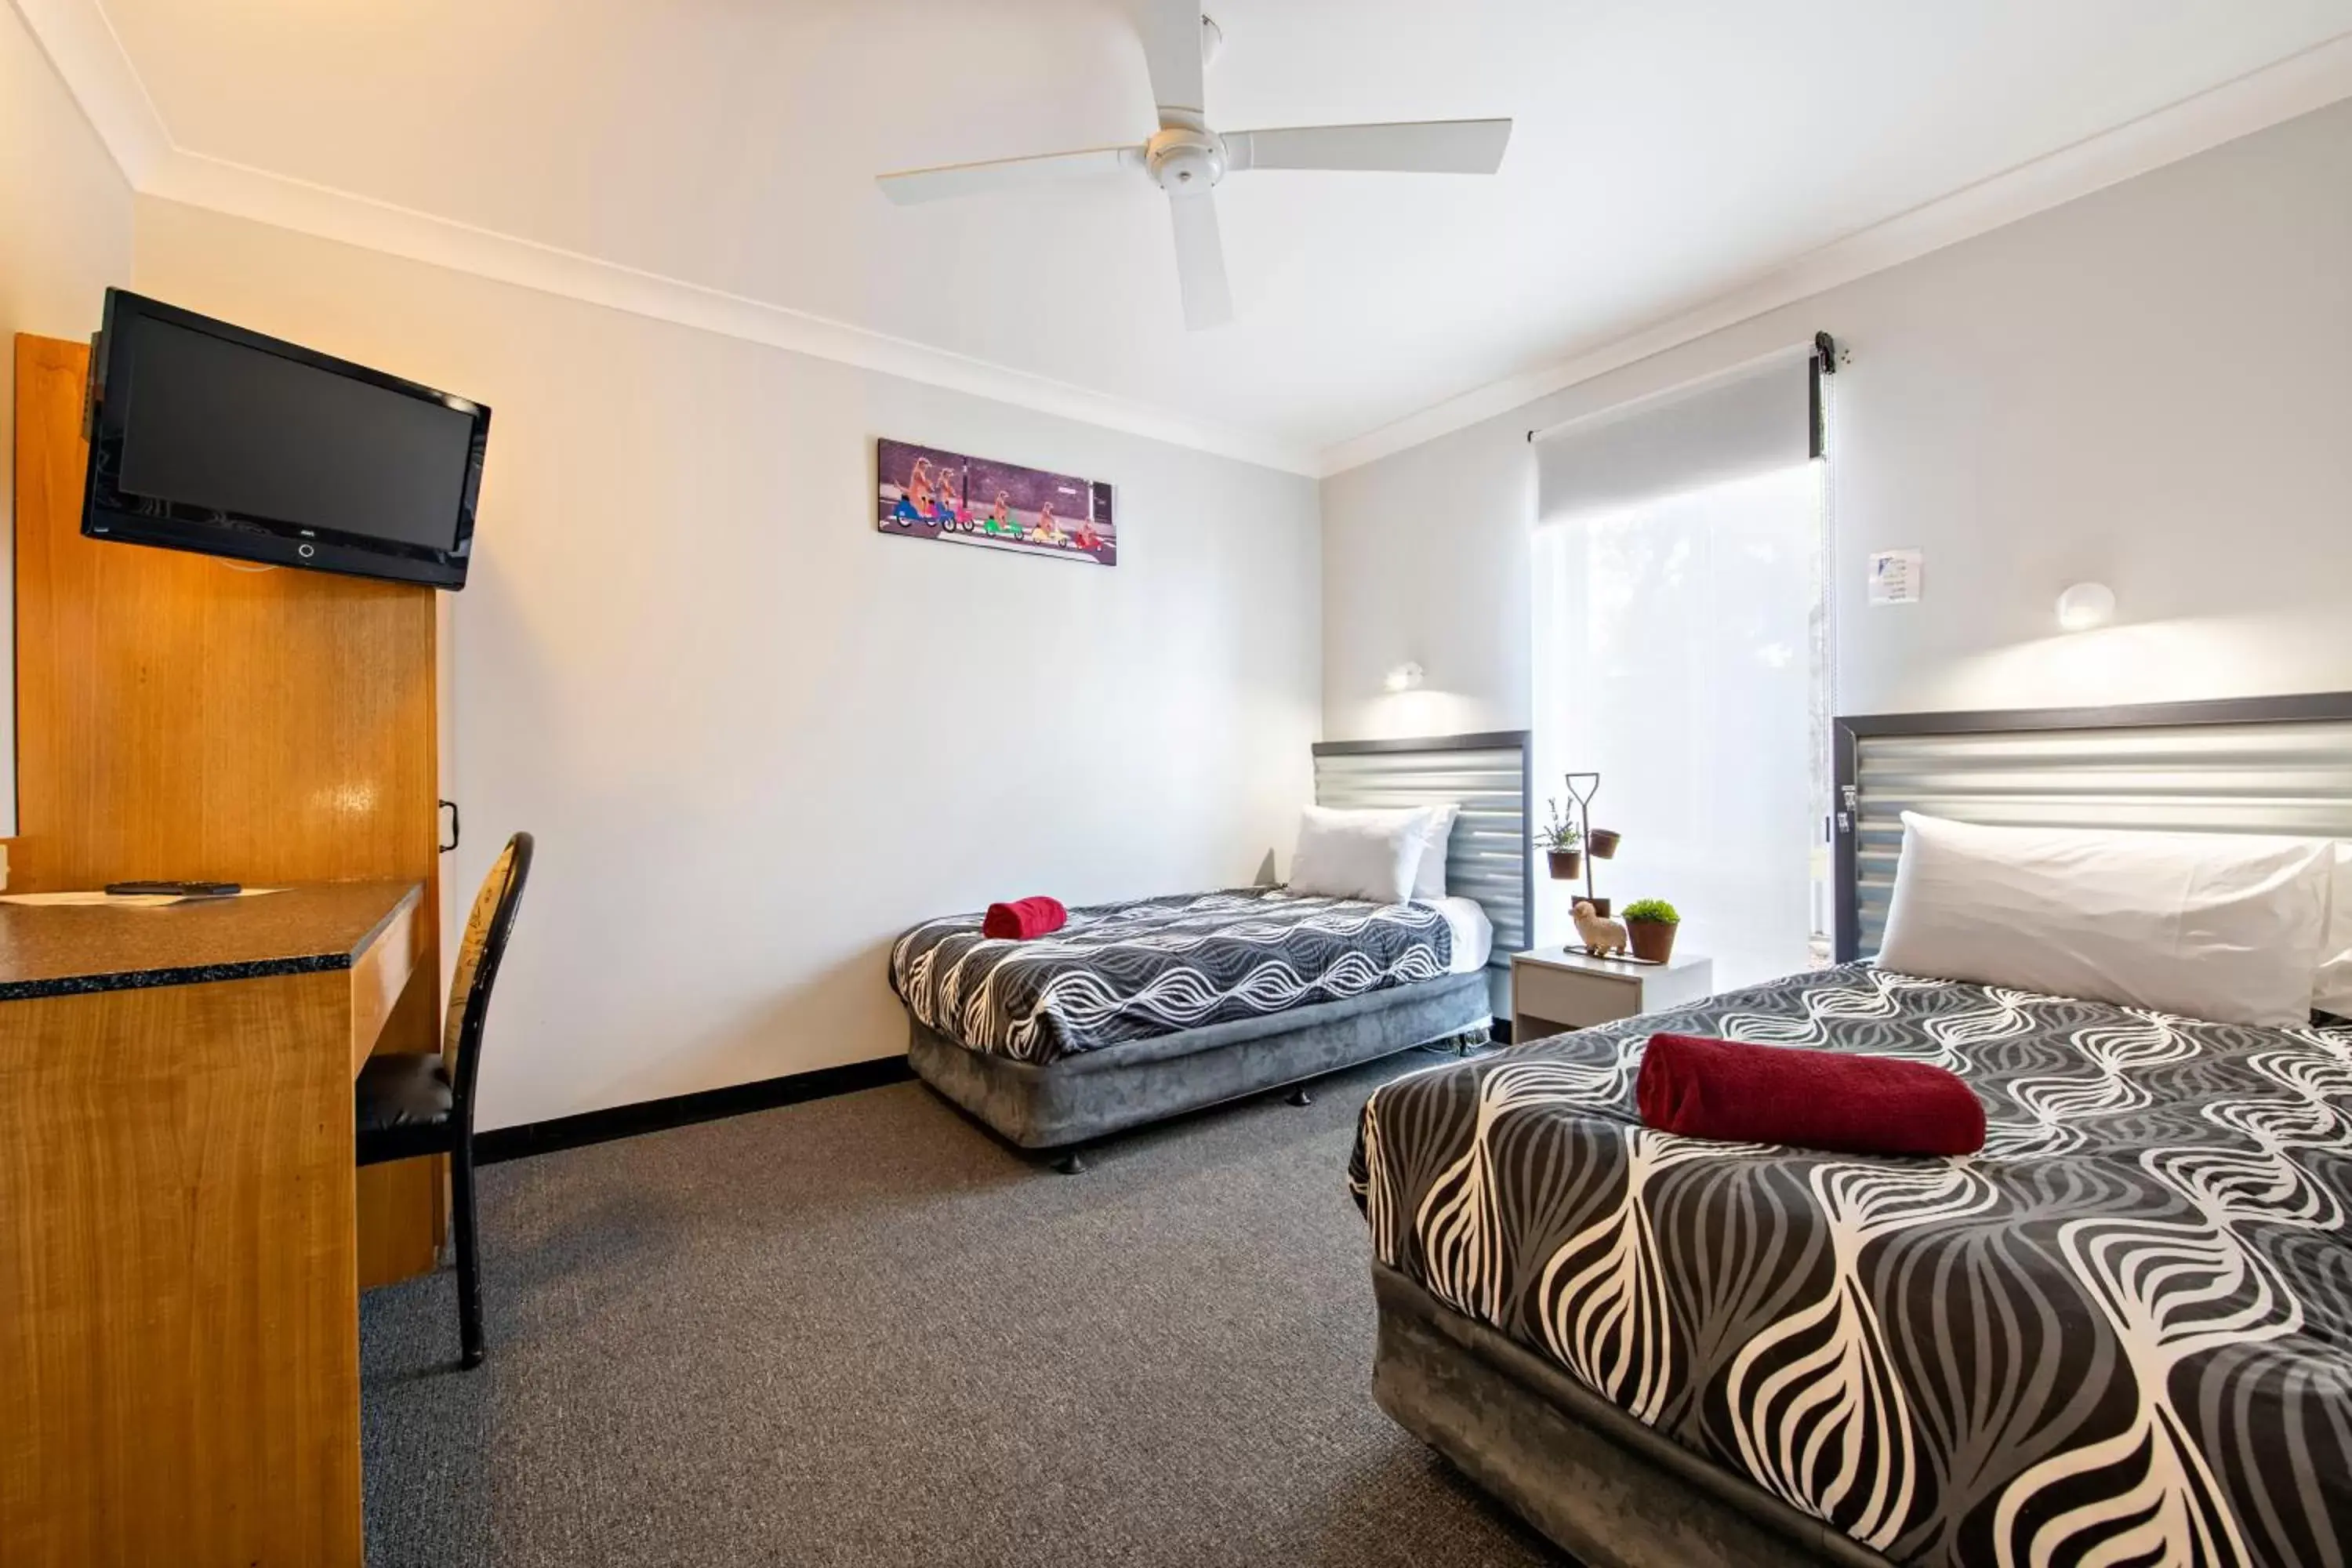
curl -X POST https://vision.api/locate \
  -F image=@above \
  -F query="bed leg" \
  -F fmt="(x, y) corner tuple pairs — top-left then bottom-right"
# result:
(1053, 1152), (1087, 1175)
(1287, 1087), (1314, 1107)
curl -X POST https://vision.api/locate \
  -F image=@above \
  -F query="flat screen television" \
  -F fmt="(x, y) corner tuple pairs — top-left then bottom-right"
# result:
(81, 289), (490, 590)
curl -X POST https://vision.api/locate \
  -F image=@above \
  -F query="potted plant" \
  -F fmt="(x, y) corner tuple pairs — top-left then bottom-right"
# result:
(1537, 799), (1582, 880)
(1621, 898), (1680, 964)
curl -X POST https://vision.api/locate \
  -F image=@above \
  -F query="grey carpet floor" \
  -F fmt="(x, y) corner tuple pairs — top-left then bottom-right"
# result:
(360, 1051), (1571, 1567)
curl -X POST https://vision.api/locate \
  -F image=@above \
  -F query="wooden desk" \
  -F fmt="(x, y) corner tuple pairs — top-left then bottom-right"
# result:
(14, 333), (448, 1298)
(0, 881), (424, 1568)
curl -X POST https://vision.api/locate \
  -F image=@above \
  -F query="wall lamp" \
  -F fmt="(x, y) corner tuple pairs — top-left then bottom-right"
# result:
(1384, 662), (1425, 694)
(2056, 582), (2116, 633)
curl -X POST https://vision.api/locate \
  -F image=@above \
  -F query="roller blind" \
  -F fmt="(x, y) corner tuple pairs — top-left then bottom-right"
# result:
(1534, 351), (1813, 523)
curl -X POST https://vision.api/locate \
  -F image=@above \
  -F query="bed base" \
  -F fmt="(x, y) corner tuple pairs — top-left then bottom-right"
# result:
(1369, 1262), (1896, 1568)
(906, 971), (1491, 1154)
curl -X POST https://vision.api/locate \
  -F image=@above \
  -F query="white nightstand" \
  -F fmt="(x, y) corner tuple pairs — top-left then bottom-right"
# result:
(1510, 946), (1715, 1042)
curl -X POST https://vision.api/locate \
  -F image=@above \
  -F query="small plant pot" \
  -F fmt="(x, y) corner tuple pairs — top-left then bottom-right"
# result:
(1545, 849), (1582, 880)
(1626, 919), (1678, 964)
(1587, 829), (1622, 860)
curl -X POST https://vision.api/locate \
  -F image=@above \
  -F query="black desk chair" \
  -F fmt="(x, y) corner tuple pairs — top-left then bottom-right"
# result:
(356, 831), (533, 1370)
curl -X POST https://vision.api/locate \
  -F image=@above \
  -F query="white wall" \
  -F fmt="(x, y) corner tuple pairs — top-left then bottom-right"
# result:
(135, 198), (1323, 1129)
(0, 3), (134, 837)
(1323, 96), (2352, 740)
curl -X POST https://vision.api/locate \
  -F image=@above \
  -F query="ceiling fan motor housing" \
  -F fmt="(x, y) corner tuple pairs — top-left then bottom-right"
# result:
(1146, 127), (1226, 192)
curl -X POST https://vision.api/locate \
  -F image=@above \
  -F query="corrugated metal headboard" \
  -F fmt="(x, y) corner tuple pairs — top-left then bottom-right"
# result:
(1835, 693), (2352, 961)
(1310, 730), (1533, 966)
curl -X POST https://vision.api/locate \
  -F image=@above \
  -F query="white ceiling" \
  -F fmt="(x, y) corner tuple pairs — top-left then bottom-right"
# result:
(42, 0), (2352, 470)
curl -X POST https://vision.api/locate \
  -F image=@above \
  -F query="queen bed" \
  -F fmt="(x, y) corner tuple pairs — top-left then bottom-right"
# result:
(1352, 693), (2352, 1568)
(892, 732), (1533, 1167)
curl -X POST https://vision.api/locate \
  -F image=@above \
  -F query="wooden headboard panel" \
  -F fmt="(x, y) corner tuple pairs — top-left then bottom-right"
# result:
(1309, 730), (1533, 965)
(1834, 693), (2352, 961)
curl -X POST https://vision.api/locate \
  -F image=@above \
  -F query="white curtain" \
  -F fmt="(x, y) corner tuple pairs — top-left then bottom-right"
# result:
(1531, 356), (1826, 989)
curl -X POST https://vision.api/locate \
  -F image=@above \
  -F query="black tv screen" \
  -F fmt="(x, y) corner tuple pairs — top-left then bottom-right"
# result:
(82, 289), (489, 589)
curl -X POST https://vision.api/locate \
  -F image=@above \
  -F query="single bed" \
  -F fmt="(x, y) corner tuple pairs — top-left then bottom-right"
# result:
(1354, 692), (2352, 1568)
(893, 732), (1534, 1163)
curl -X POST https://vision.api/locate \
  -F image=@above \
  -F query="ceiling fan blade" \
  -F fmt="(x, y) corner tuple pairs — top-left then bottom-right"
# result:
(1224, 118), (1512, 175)
(1167, 190), (1232, 331)
(1138, 0), (1207, 129)
(877, 145), (1142, 205)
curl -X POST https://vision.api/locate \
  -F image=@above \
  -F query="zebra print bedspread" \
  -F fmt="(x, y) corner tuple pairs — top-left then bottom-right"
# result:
(1351, 963), (2352, 1568)
(890, 889), (1453, 1063)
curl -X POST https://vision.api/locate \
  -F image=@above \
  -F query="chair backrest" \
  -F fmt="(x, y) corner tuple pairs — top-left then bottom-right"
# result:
(443, 831), (533, 1116)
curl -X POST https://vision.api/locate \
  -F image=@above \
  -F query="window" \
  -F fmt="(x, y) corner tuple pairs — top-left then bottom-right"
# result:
(1530, 351), (1831, 989)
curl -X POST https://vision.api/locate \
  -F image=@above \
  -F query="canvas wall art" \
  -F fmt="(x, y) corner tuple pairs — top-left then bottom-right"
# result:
(876, 438), (1116, 566)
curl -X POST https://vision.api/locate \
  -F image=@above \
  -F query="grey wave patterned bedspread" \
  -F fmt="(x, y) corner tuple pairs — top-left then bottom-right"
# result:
(1351, 963), (2352, 1568)
(890, 888), (1453, 1064)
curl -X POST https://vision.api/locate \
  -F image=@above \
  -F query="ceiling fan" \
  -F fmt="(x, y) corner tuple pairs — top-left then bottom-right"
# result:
(874, 2), (1512, 331)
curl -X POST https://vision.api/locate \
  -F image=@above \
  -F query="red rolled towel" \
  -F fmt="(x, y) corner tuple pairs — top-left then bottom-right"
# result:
(1635, 1033), (1985, 1157)
(982, 896), (1068, 941)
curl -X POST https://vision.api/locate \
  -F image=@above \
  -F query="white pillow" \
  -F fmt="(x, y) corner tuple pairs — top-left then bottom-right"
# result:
(2318, 841), (2352, 1018)
(1412, 804), (1461, 901)
(1876, 812), (2332, 1029)
(1290, 805), (1434, 905)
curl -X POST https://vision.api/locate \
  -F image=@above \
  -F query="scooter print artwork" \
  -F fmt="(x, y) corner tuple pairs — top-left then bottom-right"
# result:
(877, 438), (1116, 566)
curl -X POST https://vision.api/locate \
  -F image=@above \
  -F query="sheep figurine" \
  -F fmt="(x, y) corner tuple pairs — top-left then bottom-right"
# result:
(1572, 900), (1630, 958)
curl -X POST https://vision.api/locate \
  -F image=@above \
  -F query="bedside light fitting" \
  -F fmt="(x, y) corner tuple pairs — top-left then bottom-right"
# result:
(1385, 662), (1425, 694)
(2056, 583), (2116, 633)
